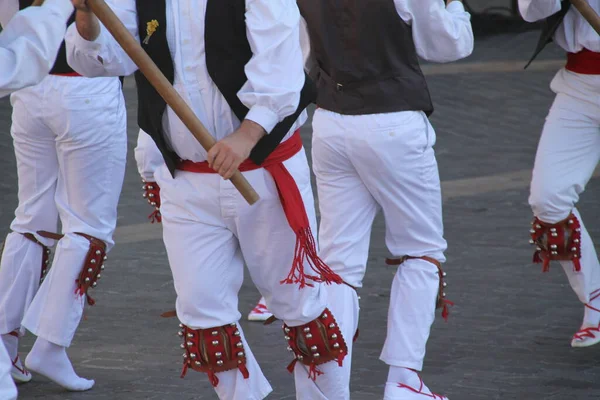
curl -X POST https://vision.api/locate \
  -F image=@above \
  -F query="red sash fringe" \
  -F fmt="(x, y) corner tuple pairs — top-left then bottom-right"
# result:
(177, 130), (342, 288)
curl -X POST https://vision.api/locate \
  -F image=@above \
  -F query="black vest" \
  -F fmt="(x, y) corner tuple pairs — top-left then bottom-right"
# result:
(297, 0), (433, 116)
(524, 1), (571, 69)
(135, 0), (316, 176)
(19, 0), (75, 74)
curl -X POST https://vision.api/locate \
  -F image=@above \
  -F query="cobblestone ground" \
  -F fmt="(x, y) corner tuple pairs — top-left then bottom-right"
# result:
(1, 12), (600, 400)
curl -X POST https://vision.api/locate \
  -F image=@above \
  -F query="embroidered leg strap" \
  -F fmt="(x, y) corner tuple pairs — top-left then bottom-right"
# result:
(142, 180), (161, 223)
(385, 255), (453, 322)
(37, 231), (107, 306)
(178, 322), (249, 387)
(19, 233), (51, 285)
(282, 308), (347, 381)
(529, 213), (582, 273)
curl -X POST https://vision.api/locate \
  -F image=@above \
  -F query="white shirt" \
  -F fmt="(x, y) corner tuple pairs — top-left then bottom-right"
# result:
(0, 0), (74, 98)
(519, 0), (600, 53)
(65, 0), (307, 163)
(302, 0), (473, 70)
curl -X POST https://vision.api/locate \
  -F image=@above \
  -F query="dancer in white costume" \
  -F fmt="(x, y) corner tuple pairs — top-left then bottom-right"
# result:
(68, 0), (348, 398)
(135, 130), (273, 321)
(297, 0), (473, 398)
(0, 0), (127, 391)
(520, 0), (600, 348)
(0, 0), (76, 397)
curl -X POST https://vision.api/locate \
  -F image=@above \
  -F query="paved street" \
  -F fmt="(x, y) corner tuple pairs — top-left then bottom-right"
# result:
(2, 6), (600, 400)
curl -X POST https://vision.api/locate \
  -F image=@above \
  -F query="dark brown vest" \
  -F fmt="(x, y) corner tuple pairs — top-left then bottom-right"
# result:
(134, 0), (316, 176)
(297, 0), (433, 116)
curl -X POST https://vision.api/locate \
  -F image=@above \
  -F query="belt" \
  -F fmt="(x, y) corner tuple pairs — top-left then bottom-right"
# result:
(566, 48), (600, 75)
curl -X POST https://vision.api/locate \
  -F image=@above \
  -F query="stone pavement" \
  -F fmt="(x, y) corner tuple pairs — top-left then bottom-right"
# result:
(1, 18), (600, 400)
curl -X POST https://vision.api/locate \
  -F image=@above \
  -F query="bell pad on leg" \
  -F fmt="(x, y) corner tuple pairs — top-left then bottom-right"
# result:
(178, 322), (249, 387)
(73, 233), (107, 306)
(282, 308), (347, 380)
(530, 213), (581, 272)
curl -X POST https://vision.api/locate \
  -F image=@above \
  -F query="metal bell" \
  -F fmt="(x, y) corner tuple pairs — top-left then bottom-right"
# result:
(88, 268), (93, 273)
(333, 343), (340, 349)
(211, 331), (218, 336)
(322, 313), (328, 319)
(314, 353), (320, 358)
(187, 333), (194, 338)
(284, 335), (290, 340)
(190, 353), (196, 359)
(215, 352), (222, 358)
(310, 345), (317, 352)
(303, 327), (310, 333)
(329, 323), (335, 328)
(237, 352), (244, 357)
(178, 331), (184, 337)
(212, 340), (219, 346)
(331, 334), (338, 340)
(216, 360), (224, 366)
(236, 342), (243, 348)
(306, 333), (313, 339)
(233, 330), (240, 337)
(90, 259), (96, 264)
(287, 346), (293, 352)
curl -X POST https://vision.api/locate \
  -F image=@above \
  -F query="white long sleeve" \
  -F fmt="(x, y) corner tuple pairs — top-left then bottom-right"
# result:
(134, 130), (164, 182)
(65, 0), (138, 77)
(240, 0), (305, 133)
(0, 0), (74, 98)
(394, 0), (474, 63)
(518, 0), (562, 22)
(519, 0), (600, 52)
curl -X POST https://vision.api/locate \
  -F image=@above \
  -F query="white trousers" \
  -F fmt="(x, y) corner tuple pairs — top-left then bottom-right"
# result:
(155, 147), (342, 399)
(0, 75), (127, 347)
(529, 68), (600, 305)
(311, 109), (446, 385)
(0, 341), (17, 400)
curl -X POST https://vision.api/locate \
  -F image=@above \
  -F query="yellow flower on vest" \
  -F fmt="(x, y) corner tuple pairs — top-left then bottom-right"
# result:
(143, 19), (159, 44)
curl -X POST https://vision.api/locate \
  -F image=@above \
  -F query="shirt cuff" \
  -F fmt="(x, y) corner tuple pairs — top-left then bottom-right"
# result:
(446, 0), (466, 13)
(244, 105), (280, 134)
(70, 23), (108, 57)
(42, 0), (74, 21)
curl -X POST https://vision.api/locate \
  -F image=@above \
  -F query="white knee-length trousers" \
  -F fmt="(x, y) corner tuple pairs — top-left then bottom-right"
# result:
(0, 75), (127, 347)
(154, 145), (343, 400)
(308, 108), (447, 396)
(529, 68), (600, 305)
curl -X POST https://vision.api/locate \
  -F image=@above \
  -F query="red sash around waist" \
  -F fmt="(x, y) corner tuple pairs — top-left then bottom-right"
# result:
(177, 130), (342, 288)
(566, 49), (600, 75)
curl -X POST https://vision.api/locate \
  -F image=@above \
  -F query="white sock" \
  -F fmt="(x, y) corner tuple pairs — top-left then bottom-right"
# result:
(1, 333), (19, 364)
(387, 366), (432, 395)
(25, 338), (94, 391)
(582, 294), (600, 328)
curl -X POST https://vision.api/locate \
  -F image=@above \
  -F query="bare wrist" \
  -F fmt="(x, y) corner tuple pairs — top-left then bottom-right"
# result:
(241, 119), (267, 145)
(76, 9), (100, 41)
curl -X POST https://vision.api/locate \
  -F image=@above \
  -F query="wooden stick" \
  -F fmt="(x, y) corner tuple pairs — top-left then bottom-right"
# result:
(86, 0), (260, 205)
(571, 0), (600, 36)
(31, 0), (44, 6)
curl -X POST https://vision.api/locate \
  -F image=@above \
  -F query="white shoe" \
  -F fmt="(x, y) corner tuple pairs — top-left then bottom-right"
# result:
(571, 324), (600, 348)
(11, 355), (32, 383)
(383, 382), (448, 400)
(247, 298), (273, 322)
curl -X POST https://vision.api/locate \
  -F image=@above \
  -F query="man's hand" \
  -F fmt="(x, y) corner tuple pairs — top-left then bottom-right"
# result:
(72, 0), (90, 11)
(72, 0), (101, 41)
(446, 0), (462, 5)
(207, 120), (266, 180)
